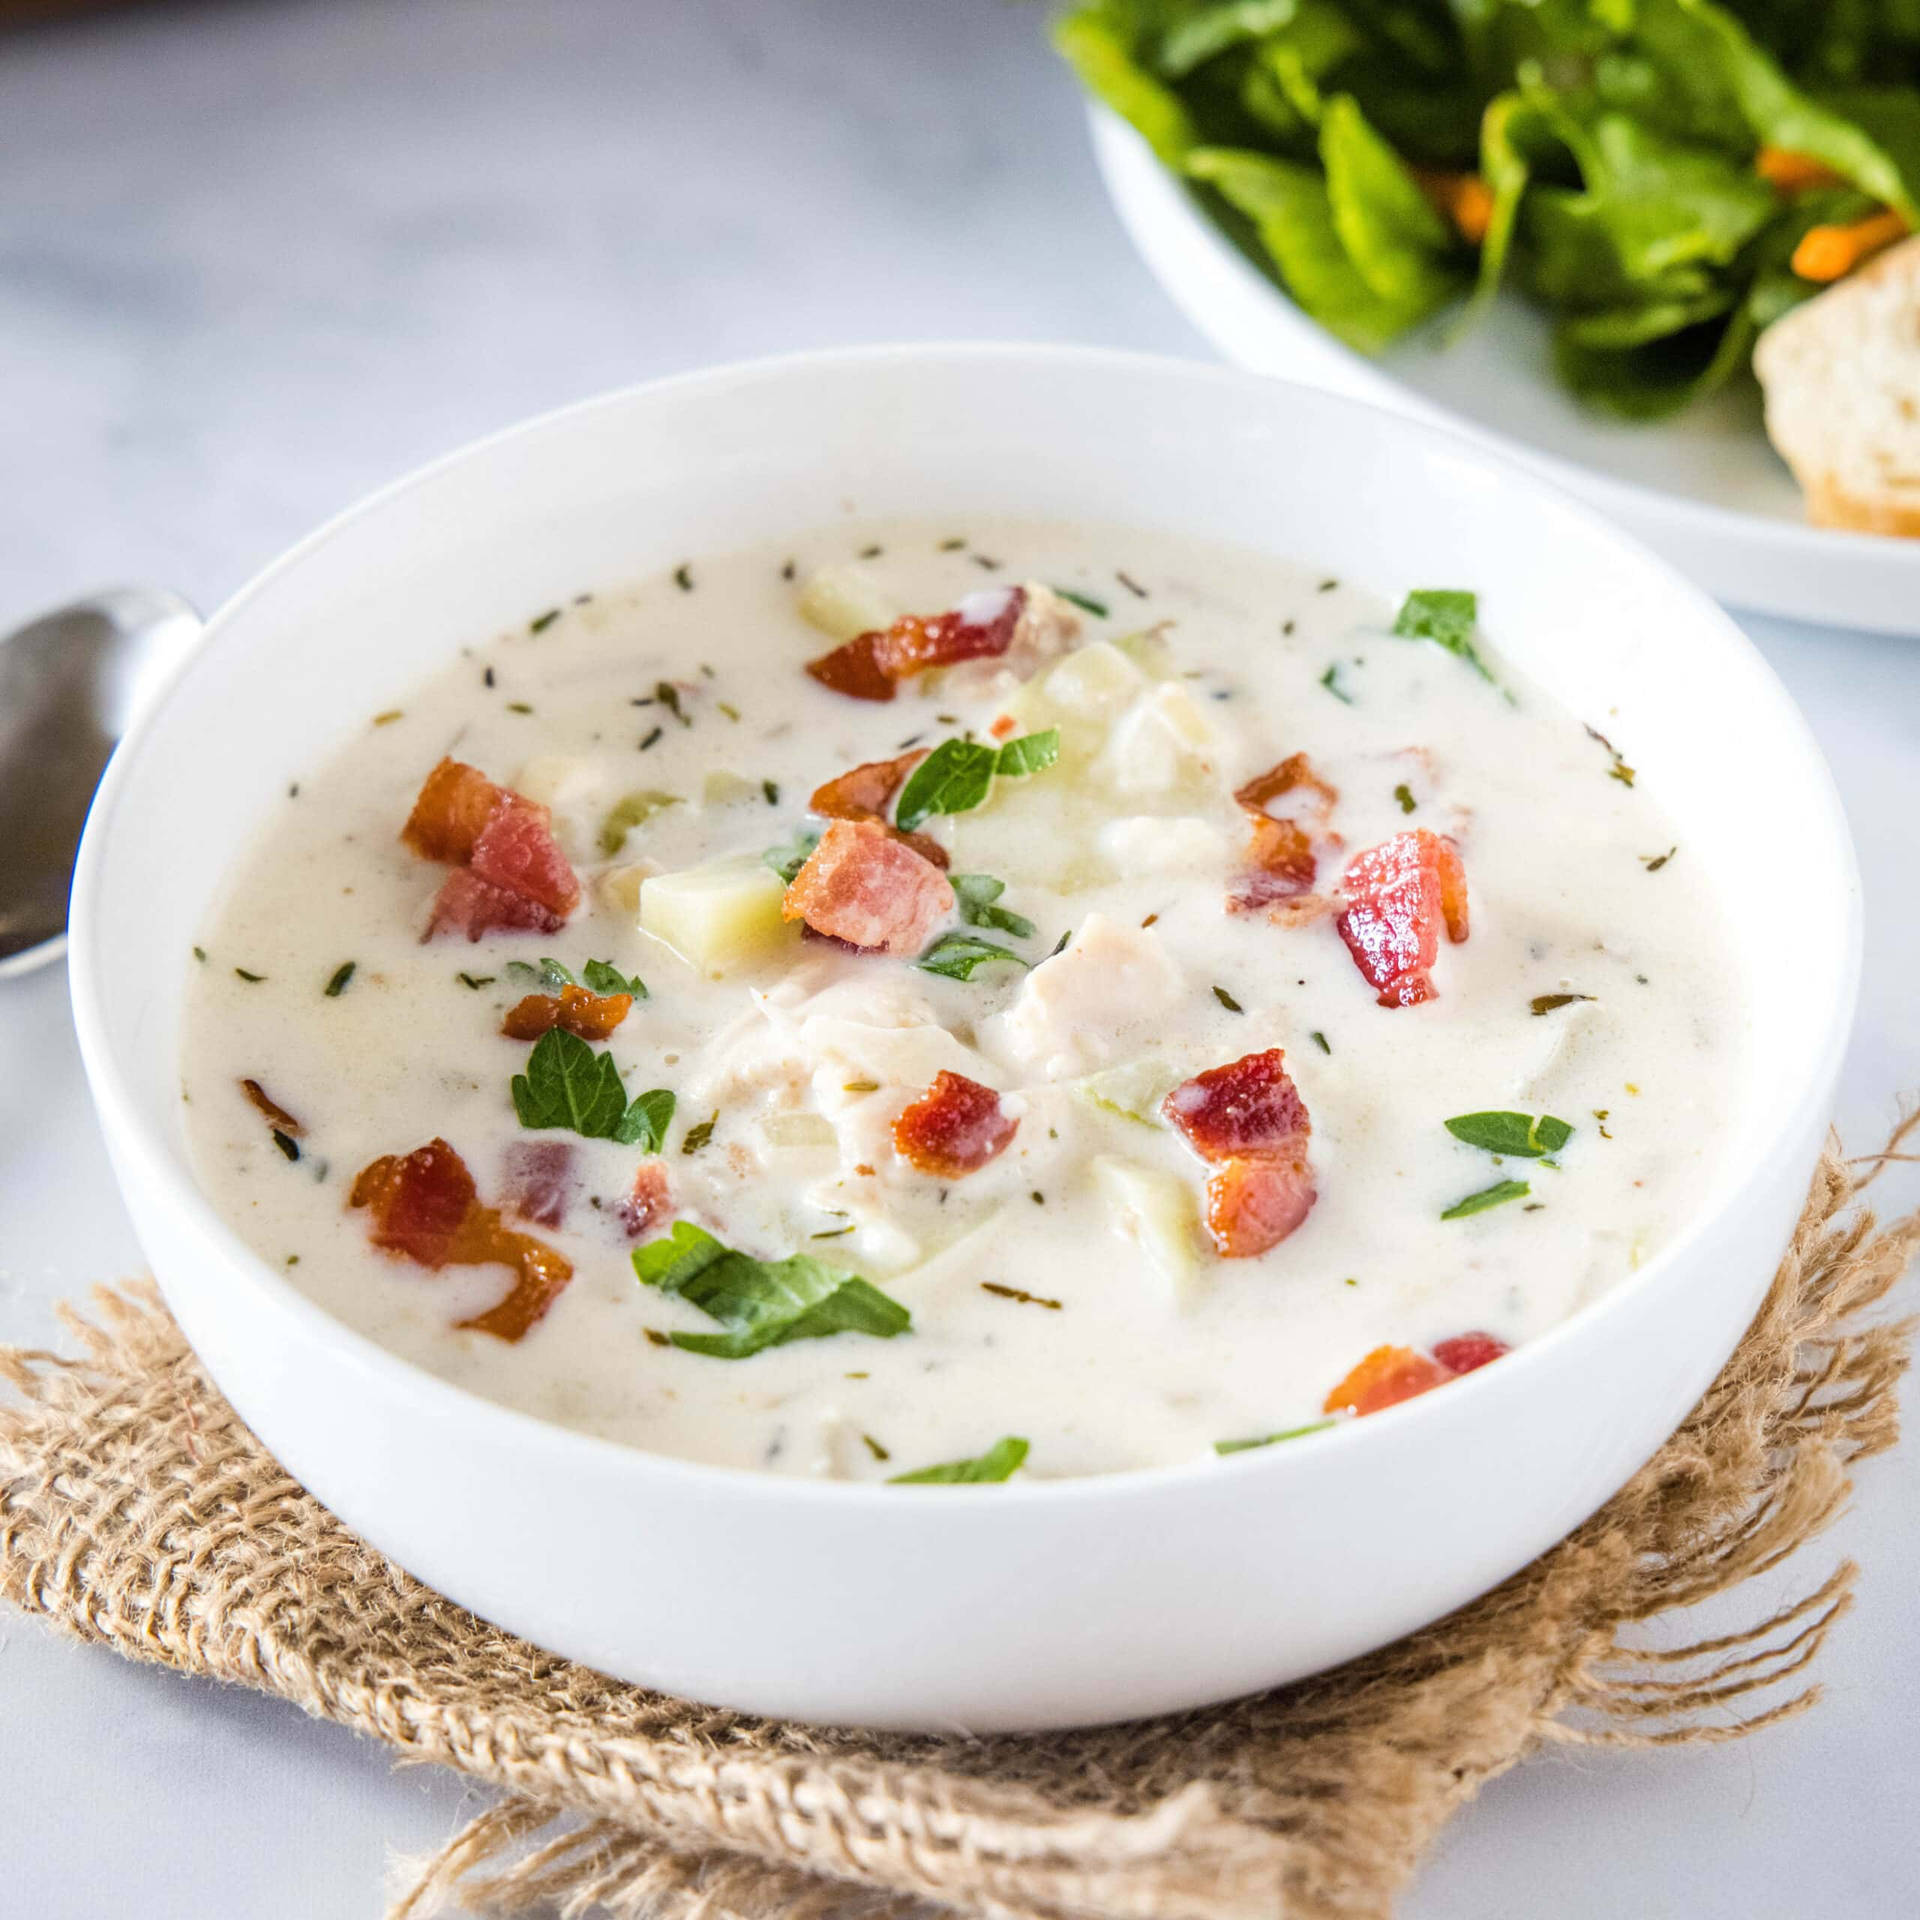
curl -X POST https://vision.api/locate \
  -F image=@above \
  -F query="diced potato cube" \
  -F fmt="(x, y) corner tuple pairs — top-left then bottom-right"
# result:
(1074, 1058), (1179, 1127)
(1094, 684), (1219, 798)
(639, 856), (795, 973)
(1043, 639), (1147, 718)
(514, 755), (605, 863)
(597, 862), (655, 917)
(1092, 1157), (1204, 1303)
(797, 564), (898, 643)
(1096, 814), (1228, 877)
(1113, 624), (1175, 678)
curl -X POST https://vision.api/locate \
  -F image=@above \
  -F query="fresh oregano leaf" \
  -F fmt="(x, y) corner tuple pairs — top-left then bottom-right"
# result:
(1444, 1111), (1574, 1158)
(1053, 586), (1109, 618)
(616, 1087), (676, 1152)
(763, 827), (821, 885)
(1214, 1420), (1336, 1455)
(993, 728), (1061, 778)
(916, 930), (1029, 982)
(511, 1027), (669, 1145)
(632, 1221), (912, 1359)
(505, 957), (576, 992)
(1441, 1178), (1531, 1220)
(889, 1435), (1029, 1483)
(894, 730), (1059, 832)
(582, 957), (648, 999)
(1392, 589), (1499, 689)
(949, 872), (1036, 939)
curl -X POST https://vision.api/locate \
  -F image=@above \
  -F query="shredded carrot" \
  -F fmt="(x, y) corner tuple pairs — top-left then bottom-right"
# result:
(1792, 209), (1908, 283)
(1754, 146), (1847, 194)
(1412, 168), (1494, 247)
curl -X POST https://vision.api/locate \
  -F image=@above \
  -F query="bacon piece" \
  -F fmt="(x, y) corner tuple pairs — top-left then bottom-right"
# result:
(240, 1077), (304, 1136)
(1335, 829), (1468, 1007)
(809, 749), (928, 822)
(1323, 1345), (1453, 1417)
(1431, 1331), (1510, 1376)
(782, 818), (953, 955)
(499, 1140), (574, 1229)
(805, 631), (896, 702)
(469, 793), (580, 917)
(1163, 1050), (1315, 1258)
(501, 981), (633, 1042)
(1230, 753), (1340, 915)
(620, 1160), (672, 1238)
(350, 1138), (479, 1268)
(1204, 1155), (1317, 1259)
(402, 757), (506, 863)
(424, 869), (567, 942)
(1163, 1049), (1310, 1160)
(350, 1137), (573, 1342)
(872, 586), (1025, 681)
(892, 1070), (1018, 1178)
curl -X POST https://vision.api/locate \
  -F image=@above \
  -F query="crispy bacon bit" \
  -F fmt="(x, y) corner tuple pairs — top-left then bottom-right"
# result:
(350, 1138), (479, 1267)
(1164, 1049), (1310, 1160)
(425, 869), (567, 942)
(988, 713), (1017, 739)
(804, 589), (1028, 701)
(782, 818), (953, 955)
(1163, 1050), (1315, 1257)
(1323, 1345), (1453, 1417)
(620, 1160), (672, 1238)
(892, 1070), (1018, 1178)
(240, 1077), (304, 1136)
(1335, 829), (1468, 1007)
(402, 757), (505, 863)
(501, 981), (633, 1042)
(1230, 753), (1340, 914)
(469, 793), (581, 917)
(809, 749), (928, 822)
(873, 586), (1025, 681)
(1204, 1156), (1317, 1258)
(500, 1140), (574, 1229)
(805, 630), (896, 701)
(1431, 1331), (1510, 1376)
(350, 1136), (573, 1342)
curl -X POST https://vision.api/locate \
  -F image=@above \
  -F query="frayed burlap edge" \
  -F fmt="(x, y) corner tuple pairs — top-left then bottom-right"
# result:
(2, 1132), (1914, 1920)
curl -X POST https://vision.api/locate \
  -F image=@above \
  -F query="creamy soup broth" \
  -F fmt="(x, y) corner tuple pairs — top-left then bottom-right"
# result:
(182, 518), (1746, 1480)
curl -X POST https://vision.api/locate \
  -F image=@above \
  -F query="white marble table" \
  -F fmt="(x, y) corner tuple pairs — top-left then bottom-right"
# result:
(2, 2), (1915, 1914)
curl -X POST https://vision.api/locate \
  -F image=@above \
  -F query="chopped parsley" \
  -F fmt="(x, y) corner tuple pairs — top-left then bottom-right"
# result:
(529, 608), (561, 633)
(1053, 585), (1109, 618)
(893, 729), (1060, 832)
(323, 961), (356, 998)
(510, 1028), (674, 1147)
(1311, 1030), (1331, 1054)
(916, 930), (1028, 982)
(1215, 1420), (1336, 1455)
(1441, 1178), (1531, 1220)
(1392, 589), (1501, 691)
(1393, 783), (1417, 814)
(949, 872), (1035, 939)
(1444, 1111), (1574, 1158)
(1213, 984), (1244, 1013)
(1319, 663), (1355, 704)
(1530, 992), (1595, 1016)
(889, 1436), (1029, 1484)
(763, 827), (821, 885)
(632, 1221), (911, 1359)
(582, 958), (647, 999)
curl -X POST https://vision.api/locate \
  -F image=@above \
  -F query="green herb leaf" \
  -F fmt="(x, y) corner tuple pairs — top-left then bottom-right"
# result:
(632, 1220), (912, 1359)
(949, 872), (1036, 940)
(617, 1087), (676, 1152)
(1393, 783), (1416, 815)
(511, 1027), (665, 1144)
(582, 958), (647, 999)
(1392, 589), (1499, 687)
(1441, 1178), (1531, 1221)
(599, 790), (681, 856)
(505, 957), (576, 992)
(457, 972), (494, 991)
(763, 827), (821, 886)
(893, 731), (1059, 833)
(916, 930), (1029, 982)
(234, 967), (266, 983)
(889, 1436), (1029, 1484)
(680, 1111), (718, 1156)
(1053, 585), (1109, 618)
(1215, 1420), (1337, 1455)
(1530, 992), (1595, 1016)
(324, 961), (356, 997)
(1213, 984), (1245, 1014)
(1319, 663), (1354, 704)
(1444, 1111), (1574, 1158)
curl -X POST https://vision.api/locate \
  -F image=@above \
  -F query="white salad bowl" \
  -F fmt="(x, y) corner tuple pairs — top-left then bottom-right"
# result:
(70, 346), (1858, 1732)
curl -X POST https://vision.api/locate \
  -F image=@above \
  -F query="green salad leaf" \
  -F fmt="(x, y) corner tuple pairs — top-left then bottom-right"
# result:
(889, 1436), (1030, 1484)
(633, 1221), (912, 1359)
(511, 1027), (673, 1147)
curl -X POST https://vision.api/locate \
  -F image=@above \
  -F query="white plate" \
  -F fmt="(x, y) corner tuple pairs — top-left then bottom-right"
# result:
(1091, 106), (1920, 636)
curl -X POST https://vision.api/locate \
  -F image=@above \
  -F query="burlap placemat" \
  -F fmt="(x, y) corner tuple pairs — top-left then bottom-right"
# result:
(3, 1139), (1915, 1920)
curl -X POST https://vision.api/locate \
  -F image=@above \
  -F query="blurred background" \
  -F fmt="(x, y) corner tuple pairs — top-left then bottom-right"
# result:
(2, 5), (1916, 1919)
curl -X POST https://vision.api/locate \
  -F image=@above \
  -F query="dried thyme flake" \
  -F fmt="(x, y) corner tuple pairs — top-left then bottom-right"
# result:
(371, 709), (403, 727)
(234, 967), (266, 983)
(456, 972), (495, 990)
(638, 725), (665, 752)
(1213, 984), (1245, 1013)
(1319, 663), (1355, 704)
(1642, 846), (1677, 872)
(673, 563), (694, 592)
(655, 681), (691, 726)
(270, 1129), (301, 1163)
(323, 961), (356, 998)
(680, 1112), (718, 1156)
(1311, 1030), (1331, 1054)
(862, 1432), (891, 1460)
(982, 1281), (1062, 1311)
(529, 608), (561, 633)
(1530, 992), (1595, 1016)
(1393, 783), (1417, 814)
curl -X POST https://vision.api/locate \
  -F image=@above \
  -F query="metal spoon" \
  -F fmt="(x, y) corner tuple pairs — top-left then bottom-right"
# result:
(0, 587), (201, 979)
